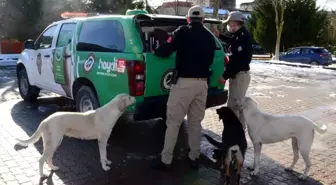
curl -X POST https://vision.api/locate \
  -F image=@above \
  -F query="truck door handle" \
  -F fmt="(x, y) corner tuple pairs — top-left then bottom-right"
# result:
(44, 55), (50, 58)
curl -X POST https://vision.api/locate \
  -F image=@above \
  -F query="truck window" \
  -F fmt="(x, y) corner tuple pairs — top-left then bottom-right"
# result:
(35, 25), (57, 49)
(56, 23), (76, 47)
(77, 20), (126, 52)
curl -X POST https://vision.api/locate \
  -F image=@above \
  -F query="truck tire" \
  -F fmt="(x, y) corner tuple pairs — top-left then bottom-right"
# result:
(75, 86), (100, 112)
(18, 70), (40, 102)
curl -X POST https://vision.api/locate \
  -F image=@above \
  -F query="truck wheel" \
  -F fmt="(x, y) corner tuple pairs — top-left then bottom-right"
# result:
(75, 86), (99, 112)
(18, 70), (40, 102)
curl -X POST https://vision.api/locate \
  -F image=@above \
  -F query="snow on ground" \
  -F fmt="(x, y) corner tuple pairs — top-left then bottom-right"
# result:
(250, 60), (336, 88)
(0, 66), (16, 82)
(1, 60), (336, 100)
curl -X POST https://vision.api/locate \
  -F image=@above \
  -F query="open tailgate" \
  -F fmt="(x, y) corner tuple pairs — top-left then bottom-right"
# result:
(135, 14), (225, 97)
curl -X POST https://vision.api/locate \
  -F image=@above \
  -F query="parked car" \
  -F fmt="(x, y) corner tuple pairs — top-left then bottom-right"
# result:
(252, 44), (272, 59)
(16, 10), (228, 121)
(279, 46), (333, 66)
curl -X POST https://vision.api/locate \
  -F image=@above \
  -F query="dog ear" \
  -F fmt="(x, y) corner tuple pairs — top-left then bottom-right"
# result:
(118, 96), (127, 111)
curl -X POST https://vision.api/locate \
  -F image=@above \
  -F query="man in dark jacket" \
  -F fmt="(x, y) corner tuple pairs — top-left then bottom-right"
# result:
(216, 11), (252, 130)
(151, 5), (217, 171)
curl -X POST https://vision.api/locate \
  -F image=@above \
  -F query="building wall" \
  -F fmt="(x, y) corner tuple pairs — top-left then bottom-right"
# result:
(156, 6), (190, 16)
(187, 0), (211, 7)
(220, 0), (236, 9)
(157, 1), (193, 16)
(240, 1), (255, 11)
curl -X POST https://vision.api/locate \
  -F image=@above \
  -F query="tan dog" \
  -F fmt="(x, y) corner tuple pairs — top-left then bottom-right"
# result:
(16, 94), (136, 178)
(241, 97), (327, 180)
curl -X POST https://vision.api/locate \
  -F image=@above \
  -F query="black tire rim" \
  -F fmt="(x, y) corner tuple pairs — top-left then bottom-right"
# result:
(20, 75), (29, 96)
(80, 95), (94, 112)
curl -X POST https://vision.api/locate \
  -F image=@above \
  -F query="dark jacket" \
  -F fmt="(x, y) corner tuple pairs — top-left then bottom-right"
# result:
(219, 26), (252, 80)
(154, 22), (217, 78)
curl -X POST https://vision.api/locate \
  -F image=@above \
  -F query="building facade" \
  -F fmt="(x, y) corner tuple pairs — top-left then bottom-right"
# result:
(187, 0), (211, 7)
(157, 1), (193, 16)
(240, 1), (255, 11)
(220, 0), (236, 9)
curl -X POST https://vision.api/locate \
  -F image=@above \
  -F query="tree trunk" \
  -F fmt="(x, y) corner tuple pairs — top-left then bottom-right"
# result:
(213, 0), (220, 18)
(272, 0), (285, 61)
(275, 22), (284, 60)
(211, 0), (220, 31)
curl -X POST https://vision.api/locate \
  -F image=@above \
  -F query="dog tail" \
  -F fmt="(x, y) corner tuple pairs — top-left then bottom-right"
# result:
(313, 123), (328, 134)
(16, 123), (44, 146)
(204, 134), (222, 148)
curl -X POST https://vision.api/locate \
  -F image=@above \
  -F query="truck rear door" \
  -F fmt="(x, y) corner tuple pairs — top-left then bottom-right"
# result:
(135, 15), (225, 98)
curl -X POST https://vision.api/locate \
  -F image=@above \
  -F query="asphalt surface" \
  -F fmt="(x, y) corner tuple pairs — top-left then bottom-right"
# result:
(1, 62), (336, 185)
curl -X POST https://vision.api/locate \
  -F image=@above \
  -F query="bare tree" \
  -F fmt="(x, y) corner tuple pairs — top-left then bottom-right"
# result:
(272, 0), (285, 60)
(212, 0), (220, 18)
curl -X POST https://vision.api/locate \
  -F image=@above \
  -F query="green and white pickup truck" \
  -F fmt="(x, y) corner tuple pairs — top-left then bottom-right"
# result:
(16, 10), (228, 121)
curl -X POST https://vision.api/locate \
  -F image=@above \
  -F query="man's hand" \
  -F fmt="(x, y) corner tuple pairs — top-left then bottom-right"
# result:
(218, 76), (226, 84)
(212, 29), (220, 37)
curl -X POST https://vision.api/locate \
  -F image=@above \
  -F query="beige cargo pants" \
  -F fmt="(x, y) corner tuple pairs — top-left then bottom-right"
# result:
(227, 71), (251, 130)
(161, 78), (208, 165)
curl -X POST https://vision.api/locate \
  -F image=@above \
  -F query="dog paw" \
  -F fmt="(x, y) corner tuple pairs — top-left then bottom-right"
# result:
(298, 175), (307, 181)
(106, 159), (112, 165)
(102, 166), (111, 171)
(250, 171), (258, 176)
(51, 166), (59, 171)
(284, 167), (293, 172)
(40, 174), (48, 179)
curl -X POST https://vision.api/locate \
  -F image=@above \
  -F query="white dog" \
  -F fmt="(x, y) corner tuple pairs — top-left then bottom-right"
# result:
(16, 93), (136, 178)
(240, 97), (327, 180)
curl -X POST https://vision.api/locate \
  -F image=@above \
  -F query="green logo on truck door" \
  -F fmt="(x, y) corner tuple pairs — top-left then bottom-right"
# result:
(161, 69), (174, 92)
(83, 53), (95, 73)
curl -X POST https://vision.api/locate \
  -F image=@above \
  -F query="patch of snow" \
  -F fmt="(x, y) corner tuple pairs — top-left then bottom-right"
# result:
(126, 153), (142, 160)
(0, 76), (10, 81)
(330, 93), (336, 98)
(296, 99), (303, 102)
(249, 92), (271, 98)
(125, 153), (156, 160)
(251, 60), (336, 88)
(251, 85), (304, 90)
(37, 104), (60, 112)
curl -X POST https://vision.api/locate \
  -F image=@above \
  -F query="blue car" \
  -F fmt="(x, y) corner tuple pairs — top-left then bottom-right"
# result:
(279, 46), (333, 66)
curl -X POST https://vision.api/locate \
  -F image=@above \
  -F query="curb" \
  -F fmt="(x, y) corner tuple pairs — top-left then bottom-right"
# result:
(256, 60), (336, 71)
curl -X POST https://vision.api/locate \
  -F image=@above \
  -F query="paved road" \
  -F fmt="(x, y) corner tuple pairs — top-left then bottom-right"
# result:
(1, 63), (336, 185)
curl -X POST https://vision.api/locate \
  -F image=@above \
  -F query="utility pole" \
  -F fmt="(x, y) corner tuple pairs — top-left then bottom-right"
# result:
(175, 0), (179, 15)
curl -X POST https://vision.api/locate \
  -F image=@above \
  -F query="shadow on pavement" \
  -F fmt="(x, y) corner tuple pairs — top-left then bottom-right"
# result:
(9, 97), (325, 185)
(9, 97), (211, 185)
(201, 129), (325, 185)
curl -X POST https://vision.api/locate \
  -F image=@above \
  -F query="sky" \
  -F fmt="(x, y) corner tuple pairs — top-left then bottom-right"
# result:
(148, 0), (336, 10)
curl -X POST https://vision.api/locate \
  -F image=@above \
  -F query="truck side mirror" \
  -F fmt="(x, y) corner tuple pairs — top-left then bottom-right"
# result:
(24, 39), (35, 50)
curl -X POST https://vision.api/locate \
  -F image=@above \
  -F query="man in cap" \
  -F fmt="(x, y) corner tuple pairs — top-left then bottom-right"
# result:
(150, 5), (217, 171)
(216, 11), (252, 131)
